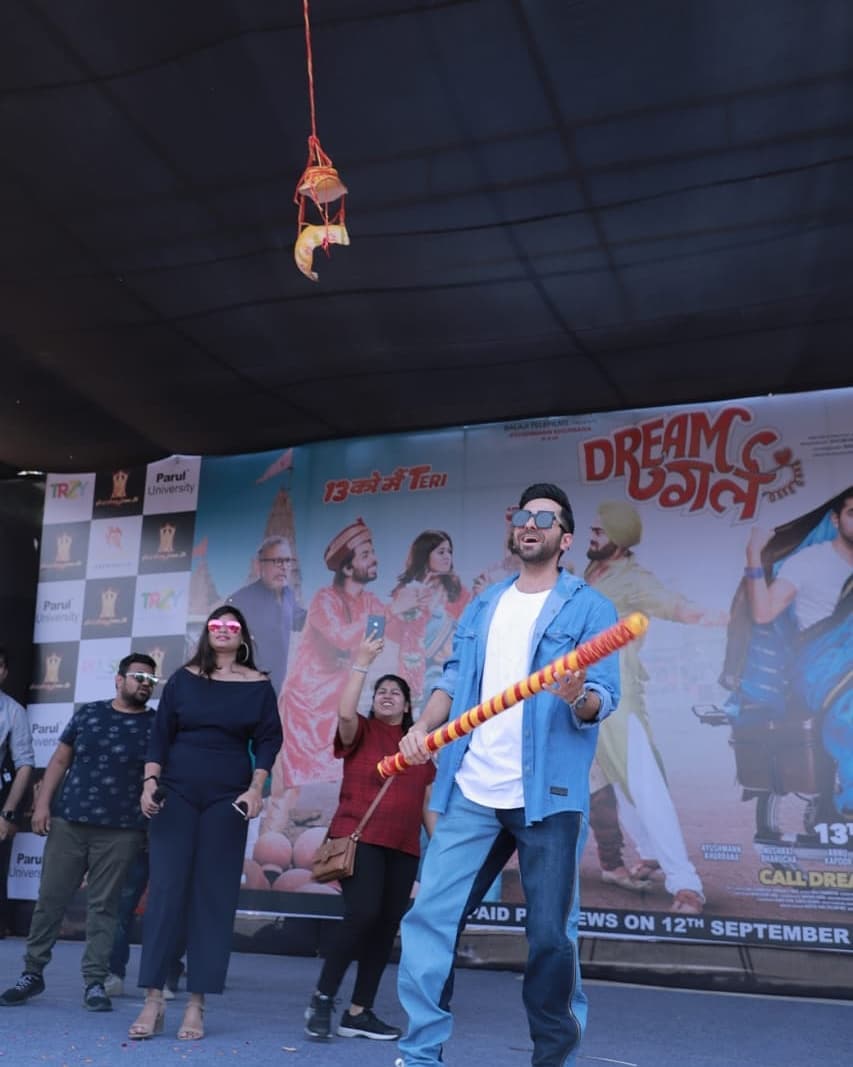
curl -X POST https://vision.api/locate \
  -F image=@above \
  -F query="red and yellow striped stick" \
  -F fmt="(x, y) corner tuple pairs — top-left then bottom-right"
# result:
(377, 612), (648, 778)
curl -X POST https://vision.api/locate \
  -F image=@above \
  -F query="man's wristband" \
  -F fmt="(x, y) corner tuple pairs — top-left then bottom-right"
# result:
(351, 665), (369, 674)
(1, 810), (19, 825)
(744, 566), (764, 580)
(143, 775), (160, 786)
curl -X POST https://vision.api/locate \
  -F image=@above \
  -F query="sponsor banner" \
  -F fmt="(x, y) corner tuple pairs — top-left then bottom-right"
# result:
(73, 638), (133, 705)
(132, 572), (191, 636)
(7, 833), (46, 901)
(144, 455), (202, 514)
(27, 703), (73, 767)
(138, 511), (195, 574)
(92, 466), (145, 518)
(38, 521), (91, 583)
(80, 576), (136, 639)
(42, 474), (95, 524)
(27, 642), (79, 704)
(32, 580), (85, 643)
(86, 516), (143, 579)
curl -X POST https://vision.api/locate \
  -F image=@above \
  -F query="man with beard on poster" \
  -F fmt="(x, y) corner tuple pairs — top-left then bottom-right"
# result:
(227, 535), (307, 696)
(395, 484), (619, 1067)
(584, 501), (726, 914)
(264, 519), (424, 836)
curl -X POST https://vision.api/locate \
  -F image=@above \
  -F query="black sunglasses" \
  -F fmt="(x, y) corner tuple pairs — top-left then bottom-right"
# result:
(510, 509), (567, 532)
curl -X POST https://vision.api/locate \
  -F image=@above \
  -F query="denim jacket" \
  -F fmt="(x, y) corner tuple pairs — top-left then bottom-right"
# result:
(430, 570), (620, 824)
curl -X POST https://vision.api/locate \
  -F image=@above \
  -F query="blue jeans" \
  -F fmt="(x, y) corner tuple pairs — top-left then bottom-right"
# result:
(398, 785), (587, 1067)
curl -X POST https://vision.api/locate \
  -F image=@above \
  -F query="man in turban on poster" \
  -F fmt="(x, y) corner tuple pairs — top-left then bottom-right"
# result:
(585, 501), (726, 914)
(263, 519), (422, 836)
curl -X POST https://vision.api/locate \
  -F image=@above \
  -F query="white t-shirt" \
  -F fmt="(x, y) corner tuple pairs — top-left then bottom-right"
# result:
(454, 583), (551, 809)
(778, 540), (850, 630)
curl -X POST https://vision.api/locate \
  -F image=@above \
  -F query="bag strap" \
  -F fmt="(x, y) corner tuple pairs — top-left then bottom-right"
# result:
(351, 776), (395, 840)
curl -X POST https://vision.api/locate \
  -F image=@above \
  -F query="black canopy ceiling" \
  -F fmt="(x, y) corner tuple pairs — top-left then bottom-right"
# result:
(2, 0), (852, 477)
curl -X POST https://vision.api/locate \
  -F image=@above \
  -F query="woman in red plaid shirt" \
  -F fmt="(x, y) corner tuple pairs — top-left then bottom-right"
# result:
(304, 634), (435, 1042)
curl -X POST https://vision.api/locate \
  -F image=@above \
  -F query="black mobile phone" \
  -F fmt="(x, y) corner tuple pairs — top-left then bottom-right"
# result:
(232, 799), (249, 818)
(152, 787), (166, 805)
(365, 614), (385, 639)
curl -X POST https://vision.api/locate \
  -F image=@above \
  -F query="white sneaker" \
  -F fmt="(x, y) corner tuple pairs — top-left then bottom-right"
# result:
(163, 986), (176, 1000)
(104, 974), (123, 997)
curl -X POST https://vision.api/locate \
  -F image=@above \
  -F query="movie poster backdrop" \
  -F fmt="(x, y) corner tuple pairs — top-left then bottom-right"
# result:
(13, 389), (853, 952)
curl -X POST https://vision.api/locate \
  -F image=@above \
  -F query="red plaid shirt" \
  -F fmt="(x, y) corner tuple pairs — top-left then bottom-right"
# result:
(328, 716), (435, 857)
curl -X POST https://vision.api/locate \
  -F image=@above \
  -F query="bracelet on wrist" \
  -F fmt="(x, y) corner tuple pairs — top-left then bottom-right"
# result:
(351, 665), (369, 674)
(743, 566), (764, 580)
(143, 775), (160, 785)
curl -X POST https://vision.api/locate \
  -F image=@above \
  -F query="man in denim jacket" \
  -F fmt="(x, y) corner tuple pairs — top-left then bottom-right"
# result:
(396, 484), (619, 1067)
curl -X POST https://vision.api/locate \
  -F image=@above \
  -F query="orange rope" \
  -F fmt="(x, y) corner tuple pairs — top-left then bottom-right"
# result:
(302, 0), (318, 143)
(377, 613), (649, 778)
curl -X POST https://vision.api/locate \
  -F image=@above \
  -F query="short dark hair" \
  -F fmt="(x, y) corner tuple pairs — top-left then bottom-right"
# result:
(830, 486), (853, 516)
(118, 652), (157, 676)
(518, 483), (574, 534)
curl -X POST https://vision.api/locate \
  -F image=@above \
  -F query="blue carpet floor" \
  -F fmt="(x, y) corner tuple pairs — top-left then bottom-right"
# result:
(0, 937), (850, 1066)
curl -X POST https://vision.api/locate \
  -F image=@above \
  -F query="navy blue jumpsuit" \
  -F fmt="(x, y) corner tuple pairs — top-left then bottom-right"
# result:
(139, 669), (281, 994)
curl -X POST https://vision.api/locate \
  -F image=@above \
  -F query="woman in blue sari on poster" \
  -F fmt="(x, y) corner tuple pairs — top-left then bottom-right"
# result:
(721, 485), (853, 822)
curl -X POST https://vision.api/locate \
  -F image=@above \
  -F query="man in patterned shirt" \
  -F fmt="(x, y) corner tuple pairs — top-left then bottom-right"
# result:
(0, 653), (157, 1012)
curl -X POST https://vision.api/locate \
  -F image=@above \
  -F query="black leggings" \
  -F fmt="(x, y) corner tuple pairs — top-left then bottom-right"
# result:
(317, 842), (418, 1009)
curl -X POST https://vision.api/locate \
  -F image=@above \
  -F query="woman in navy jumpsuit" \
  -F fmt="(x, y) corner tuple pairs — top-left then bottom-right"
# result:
(129, 605), (282, 1041)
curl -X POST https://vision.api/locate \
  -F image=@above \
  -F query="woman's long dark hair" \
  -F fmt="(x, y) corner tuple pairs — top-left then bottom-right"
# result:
(394, 529), (462, 603)
(186, 604), (258, 678)
(370, 673), (414, 733)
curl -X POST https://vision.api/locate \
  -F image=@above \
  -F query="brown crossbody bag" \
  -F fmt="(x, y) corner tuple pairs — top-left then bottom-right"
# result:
(311, 777), (395, 884)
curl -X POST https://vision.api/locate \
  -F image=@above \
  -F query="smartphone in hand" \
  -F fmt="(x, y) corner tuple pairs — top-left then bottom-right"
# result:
(232, 799), (249, 819)
(365, 614), (385, 639)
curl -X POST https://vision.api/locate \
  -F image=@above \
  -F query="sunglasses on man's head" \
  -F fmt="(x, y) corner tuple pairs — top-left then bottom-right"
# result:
(207, 619), (242, 635)
(126, 672), (159, 685)
(510, 509), (567, 531)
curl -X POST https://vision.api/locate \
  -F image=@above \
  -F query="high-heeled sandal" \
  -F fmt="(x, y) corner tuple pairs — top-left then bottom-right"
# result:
(177, 1000), (205, 1041)
(128, 994), (165, 1040)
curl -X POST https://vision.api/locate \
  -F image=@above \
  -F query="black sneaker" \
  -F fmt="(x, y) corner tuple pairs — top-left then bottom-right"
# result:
(83, 982), (112, 1012)
(304, 991), (334, 1039)
(0, 972), (45, 1006)
(337, 1008), (402, 1040)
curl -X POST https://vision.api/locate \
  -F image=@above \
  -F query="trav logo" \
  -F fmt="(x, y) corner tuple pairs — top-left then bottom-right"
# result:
(140, 588), (183, 611)
(49, 480), (89, 500)
(579, 406), (779, 521)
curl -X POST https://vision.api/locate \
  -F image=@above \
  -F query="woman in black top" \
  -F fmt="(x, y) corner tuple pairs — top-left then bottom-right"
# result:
(129, 605), (282, 1041)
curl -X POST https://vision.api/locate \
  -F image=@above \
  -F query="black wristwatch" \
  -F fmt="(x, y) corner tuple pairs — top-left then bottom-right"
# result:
(1, 810), (19, 825)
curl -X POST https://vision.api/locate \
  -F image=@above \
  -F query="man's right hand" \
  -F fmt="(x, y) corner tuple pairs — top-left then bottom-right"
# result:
(399, 725), (432, 765)
(31, 805), (51, 836)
